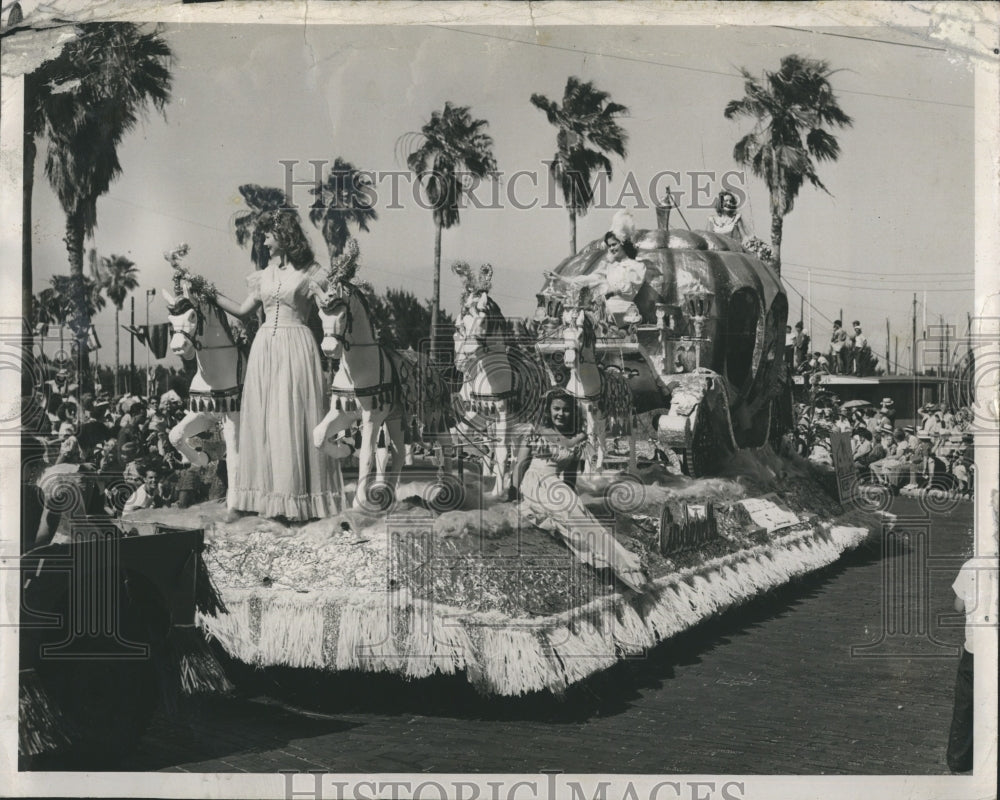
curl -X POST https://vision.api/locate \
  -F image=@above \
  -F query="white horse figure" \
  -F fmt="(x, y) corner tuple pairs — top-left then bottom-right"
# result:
(311, 281), (452, 510)
(560, 301), (634, 473)
(452, 263), (523, 497)
(164, 284), (244, 511)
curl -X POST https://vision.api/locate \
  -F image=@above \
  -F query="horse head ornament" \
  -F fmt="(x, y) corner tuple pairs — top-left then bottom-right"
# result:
(319, 239), (363, 359)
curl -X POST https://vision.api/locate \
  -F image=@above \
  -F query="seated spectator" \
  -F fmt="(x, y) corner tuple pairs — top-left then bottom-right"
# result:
(869, 428), (908, 487)
(55, 422), (83, 465)
(851, 427), (874, 463)
(905, 432), (933, 489)
(122, 467), (163, 514)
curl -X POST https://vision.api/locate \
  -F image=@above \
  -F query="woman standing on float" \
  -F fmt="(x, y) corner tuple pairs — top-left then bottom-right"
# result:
(212, 209), (337, 520)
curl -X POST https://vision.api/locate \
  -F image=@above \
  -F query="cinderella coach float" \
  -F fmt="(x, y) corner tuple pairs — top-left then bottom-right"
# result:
(22, 203), (878, 760)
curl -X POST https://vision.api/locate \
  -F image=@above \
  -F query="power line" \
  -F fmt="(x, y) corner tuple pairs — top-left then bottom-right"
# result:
(782, 259), (974, 280)
(429, 26), (974, 111)
(771, 26), (948, 52)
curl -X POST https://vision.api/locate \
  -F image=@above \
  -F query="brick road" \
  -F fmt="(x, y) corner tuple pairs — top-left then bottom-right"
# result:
(88, 498), (976, 774)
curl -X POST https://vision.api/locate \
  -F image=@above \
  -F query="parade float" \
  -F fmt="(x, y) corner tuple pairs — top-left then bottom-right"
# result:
(20, 220), (876, 758)
(120, 219), (872, 700)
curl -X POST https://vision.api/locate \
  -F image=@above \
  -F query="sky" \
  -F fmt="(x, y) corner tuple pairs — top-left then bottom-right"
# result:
(27, 22), (975, 373)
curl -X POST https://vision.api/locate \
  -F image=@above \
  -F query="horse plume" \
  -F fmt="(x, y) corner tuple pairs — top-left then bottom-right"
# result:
(328, 237), (361, 286)
(452, 260), (494, 306)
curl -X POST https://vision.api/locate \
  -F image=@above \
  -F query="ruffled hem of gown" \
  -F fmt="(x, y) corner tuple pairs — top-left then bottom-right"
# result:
(231, 488), (339, 521)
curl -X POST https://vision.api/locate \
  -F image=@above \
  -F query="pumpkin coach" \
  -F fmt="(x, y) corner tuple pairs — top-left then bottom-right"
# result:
(534, 212), (791, 476)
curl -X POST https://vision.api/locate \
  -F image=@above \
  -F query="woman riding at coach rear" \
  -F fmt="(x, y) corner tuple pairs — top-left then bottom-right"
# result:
(707, 190), (748, 245)
(510, 388), (647, 593)
(211, 208), (338, 521)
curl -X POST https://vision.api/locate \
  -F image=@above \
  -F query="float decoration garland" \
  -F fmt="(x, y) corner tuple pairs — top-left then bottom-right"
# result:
(164, 243), (218, 302)
(742, 236), (775, 265)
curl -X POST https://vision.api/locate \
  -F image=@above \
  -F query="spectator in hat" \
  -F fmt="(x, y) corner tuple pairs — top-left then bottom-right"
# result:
(830, 320), (849, 375)
(792, 322), (810, 369)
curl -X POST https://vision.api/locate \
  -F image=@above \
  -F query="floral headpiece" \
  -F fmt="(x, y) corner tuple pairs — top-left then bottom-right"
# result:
(165, 244), (217, 303)
(328, 237), (361, 286)
(452, 261), (494, 307)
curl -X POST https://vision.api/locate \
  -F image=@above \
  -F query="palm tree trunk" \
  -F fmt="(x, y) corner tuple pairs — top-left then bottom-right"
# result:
(64, 213), (91, 387)
(429, 222), (442, 362)
(22, 108), (36, 394)
(569, 206), (577, 256)
(770, 213), (783, 277)
(114, 305), (121, 395)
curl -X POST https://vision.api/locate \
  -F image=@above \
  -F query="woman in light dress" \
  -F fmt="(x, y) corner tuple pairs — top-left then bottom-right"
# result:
(707, 190), (749, 244)
(564, 211), (647, 328)
(212, 209), (338, 521)
(511, 389), (647, 592)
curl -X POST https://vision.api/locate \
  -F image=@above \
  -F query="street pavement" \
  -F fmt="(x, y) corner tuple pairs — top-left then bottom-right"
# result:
(64, 497), (981, 774)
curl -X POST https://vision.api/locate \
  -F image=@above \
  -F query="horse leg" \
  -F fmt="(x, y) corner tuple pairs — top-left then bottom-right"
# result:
(491, 404), (509, 497)
(592, 409), (607, 473)
(313, 407), (360, 456)
(353, 408), (389, 510)
(169, 412), (213, 467)
(385, 416), (406, 491)
(221, 411), (240, 513)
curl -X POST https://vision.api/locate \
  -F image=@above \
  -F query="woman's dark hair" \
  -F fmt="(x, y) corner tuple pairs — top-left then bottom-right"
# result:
(604, 231), (637, 260)
(259, 208), (315, 270)
(714, 190), (738, 215)
(539, 388), (582, 434)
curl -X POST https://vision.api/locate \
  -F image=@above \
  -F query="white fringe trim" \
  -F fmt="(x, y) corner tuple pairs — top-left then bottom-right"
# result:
(198, 524), (871, 696)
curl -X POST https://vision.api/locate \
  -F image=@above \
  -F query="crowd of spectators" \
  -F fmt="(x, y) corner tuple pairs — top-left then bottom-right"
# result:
(789, 396), (975, 497)
(32, 369), (226, 517)
(784, 319), (880, 377)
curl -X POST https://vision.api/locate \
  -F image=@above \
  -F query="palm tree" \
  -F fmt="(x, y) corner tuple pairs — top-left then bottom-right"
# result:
(724, 54), (853, 277)
(40, 274), (105, 361)
(233, 184), (290, 269)
(401, 102), (498, 358)
(39, 23), (172, 385)
(93, 251), (139, 394)
(530, 77), (629, 255)
(308, 157), (378, 259)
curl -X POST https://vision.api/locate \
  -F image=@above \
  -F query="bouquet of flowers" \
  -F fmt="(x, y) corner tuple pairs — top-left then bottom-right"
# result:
(164, 244), (218, 302)
(742, 236), (775, 264)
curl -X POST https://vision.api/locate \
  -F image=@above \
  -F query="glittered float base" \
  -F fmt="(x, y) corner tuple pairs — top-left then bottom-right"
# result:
(125, 453), (875, 695)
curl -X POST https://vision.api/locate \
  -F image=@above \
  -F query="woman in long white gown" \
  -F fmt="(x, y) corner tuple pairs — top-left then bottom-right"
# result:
(212, 210), (338, 521)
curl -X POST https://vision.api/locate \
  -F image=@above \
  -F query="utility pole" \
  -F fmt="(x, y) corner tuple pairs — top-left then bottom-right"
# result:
(807, 269), (812, 339)
(129, 295), (135, 393)
(799, 295), (804, 326)
(912, 293), (918, 420)
(885, 318), (890, 375)
(145, 289), (155, 398)
(895, 336), (899, 377)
